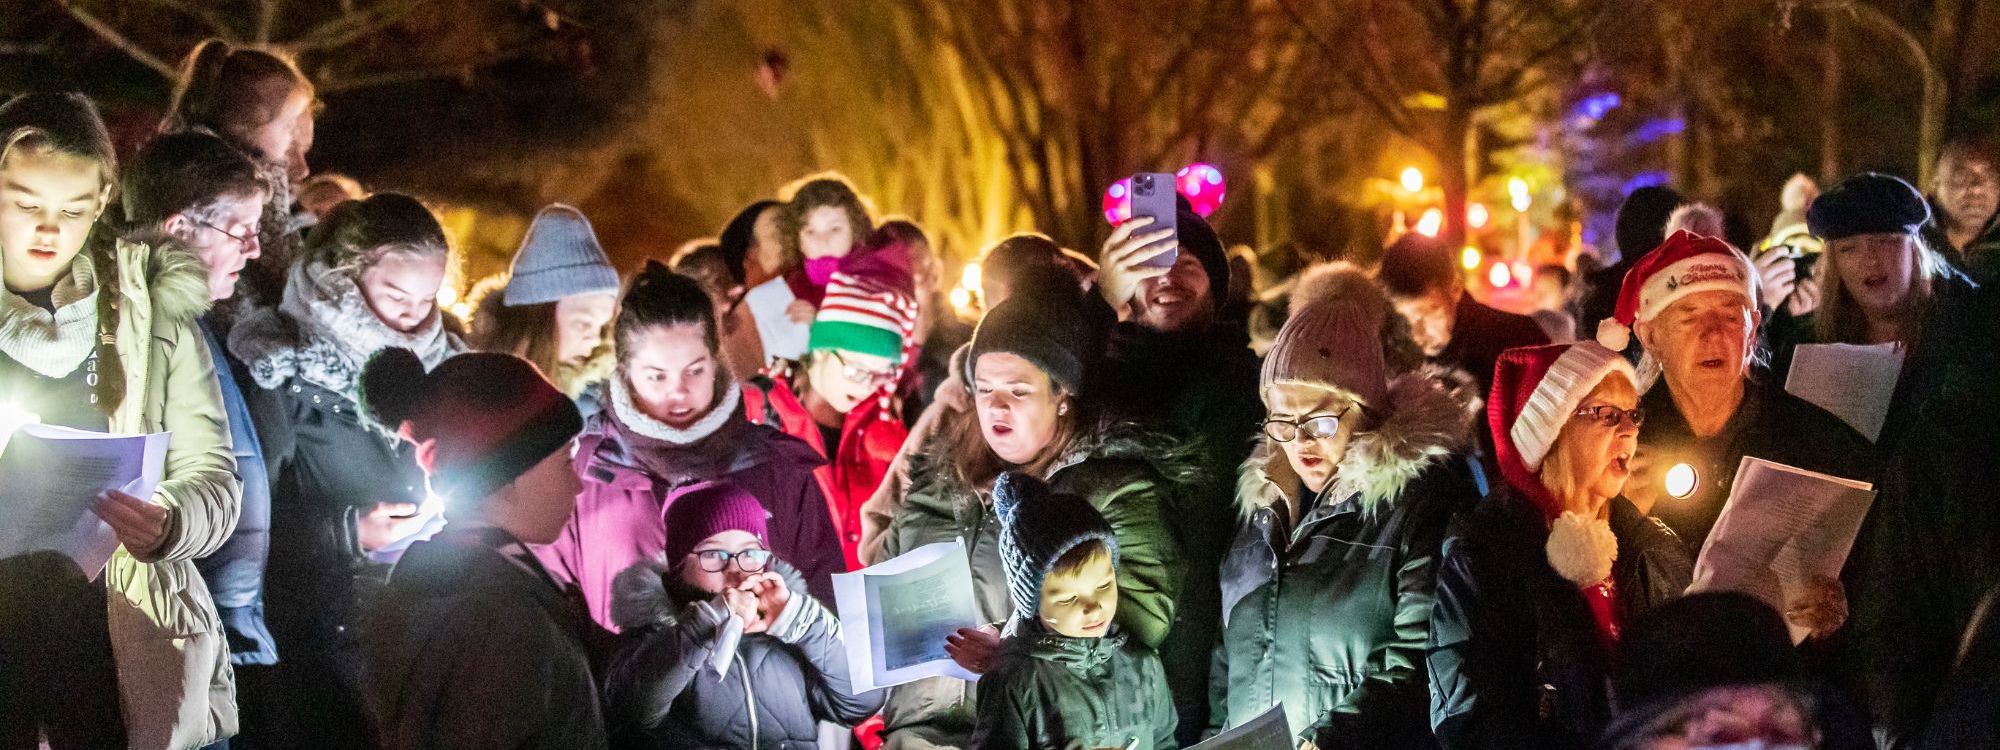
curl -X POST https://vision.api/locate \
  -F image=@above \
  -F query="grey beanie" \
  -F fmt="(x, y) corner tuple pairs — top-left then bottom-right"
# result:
(503, 203), (621, 306)
(994, 472), (1119, 626)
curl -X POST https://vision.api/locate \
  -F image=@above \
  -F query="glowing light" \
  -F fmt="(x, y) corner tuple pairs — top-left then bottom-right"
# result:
(1468, 203), (1490, 230)
(1512, 262), (1533, 285)
(449, 302), (473, 321)
(1102, 177), (1134, 224)
(1488, 262), (1512, 287)
(437, 283), (459, 309)
(0, 402), (41, 453)
(949, 286), (973, 312)
(1176, 163), (1227, 217)
(1460, 246), (1482, 270)
(1415, 208), (1444, 237)
(1400, 167), (1425, 193)
(1665, 463), (1698, 499)
(960, 262), (982, 292)
(1509, 178), (1532, 212)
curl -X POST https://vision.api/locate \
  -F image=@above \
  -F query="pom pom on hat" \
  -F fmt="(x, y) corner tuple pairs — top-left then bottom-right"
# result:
(360, 347), (429, 434)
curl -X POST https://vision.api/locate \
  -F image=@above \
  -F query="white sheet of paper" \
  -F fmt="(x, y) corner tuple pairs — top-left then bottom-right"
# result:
(744, 277), (810, 363)
(365, 491), (450, 564)
(0, 425), (171, 579)
(1688, 456), (1875, 643)
(1191, 704), (1293, 750)
(1784, 342), (1904, 442)
(833, 539), (981, 692)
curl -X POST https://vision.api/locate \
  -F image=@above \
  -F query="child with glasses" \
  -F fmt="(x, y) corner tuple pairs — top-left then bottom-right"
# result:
(604, 481), (882, 749)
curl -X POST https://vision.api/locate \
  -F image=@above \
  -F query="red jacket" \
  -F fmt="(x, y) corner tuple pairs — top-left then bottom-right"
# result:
(745, 377), (906, 571)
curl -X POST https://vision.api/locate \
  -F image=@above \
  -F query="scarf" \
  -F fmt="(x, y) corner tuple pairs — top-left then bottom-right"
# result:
(608, 374), (742, 447)
(0, 251), (99, 378)
(236, 259), (455, 399)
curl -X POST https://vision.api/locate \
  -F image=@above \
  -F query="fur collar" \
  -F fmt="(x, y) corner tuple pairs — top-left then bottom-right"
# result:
(228, 260), (459, 398)
(1237, 364), (1480, 520)
(0, 236), (212, 377)
(609, 555), (807, 632)
(608, 374), (743, 446)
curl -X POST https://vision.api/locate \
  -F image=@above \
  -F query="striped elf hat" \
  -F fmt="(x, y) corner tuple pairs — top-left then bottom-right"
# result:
(808, 271), (918, 363)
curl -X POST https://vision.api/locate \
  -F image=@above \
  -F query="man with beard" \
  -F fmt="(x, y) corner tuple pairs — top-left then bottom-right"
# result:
(1092, 196), (1262, 744)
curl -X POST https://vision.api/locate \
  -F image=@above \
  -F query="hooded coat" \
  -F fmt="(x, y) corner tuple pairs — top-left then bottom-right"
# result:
(537, 376), (842, 632)
(602, 558), (883, 749)
(1215, 367), (1482, 749)
(971, 627), (1179, 750)
(877, 423), (1200, 750)
(0, 238), (242, 749)
(227, 258), (464, 748)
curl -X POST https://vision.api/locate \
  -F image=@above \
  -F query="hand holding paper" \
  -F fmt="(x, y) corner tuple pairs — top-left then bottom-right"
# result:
(1688, 456), (1874, 643)
(833, 540), (982, 691)
(92, 489), (168, 558)
(0, 425), (170, 578)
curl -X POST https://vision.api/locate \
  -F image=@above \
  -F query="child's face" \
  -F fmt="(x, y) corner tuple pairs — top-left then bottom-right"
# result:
(0, 149), (109, 293)
(680, 529), (769, 594)
(1038, 551), (1117, 638)
(359, 250), (445, 333)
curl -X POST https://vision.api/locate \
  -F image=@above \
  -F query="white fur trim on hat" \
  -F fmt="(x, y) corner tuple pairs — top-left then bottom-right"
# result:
(1508, 343), (1637, 470)
(1636, 252), (1755, 324)
(1545, 510), (1618, 585)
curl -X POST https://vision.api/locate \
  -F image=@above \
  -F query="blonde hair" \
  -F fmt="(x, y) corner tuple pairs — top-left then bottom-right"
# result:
(1538, 372), (1638, 510)
(1813, 234), (1949, 345)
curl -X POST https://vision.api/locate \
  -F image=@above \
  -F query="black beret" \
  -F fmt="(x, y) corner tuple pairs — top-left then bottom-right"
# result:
(1807, 172), (1931, 241)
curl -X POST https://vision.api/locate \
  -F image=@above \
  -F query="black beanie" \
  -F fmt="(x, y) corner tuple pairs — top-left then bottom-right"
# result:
(1807, 172), (1932, 241)
(994, 472), (1118, 625)
(1613, 591), (1802, 712)
(361, 349), (583, 505)
(1175, 194), (1230, 311)
(1613, 186), (1686, 263)
(967, 284), (1093, 394)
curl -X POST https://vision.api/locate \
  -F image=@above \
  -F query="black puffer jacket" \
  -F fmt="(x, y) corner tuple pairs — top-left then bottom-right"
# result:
(1427, 491), (1693, 750)
(1214, 367), (1482, 749)
(602, 558), (883, 750)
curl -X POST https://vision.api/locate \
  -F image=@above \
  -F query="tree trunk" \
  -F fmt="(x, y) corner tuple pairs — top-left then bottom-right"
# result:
(1820, 17), (1844, 182)
(1441, 100), (1472, 251)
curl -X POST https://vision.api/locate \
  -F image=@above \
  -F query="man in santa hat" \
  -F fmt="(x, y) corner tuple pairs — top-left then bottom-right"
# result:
(1595, 230), (1877, 551)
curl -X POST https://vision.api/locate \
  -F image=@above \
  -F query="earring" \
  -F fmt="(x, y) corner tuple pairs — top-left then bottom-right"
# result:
(1058, 403), (1069, 416)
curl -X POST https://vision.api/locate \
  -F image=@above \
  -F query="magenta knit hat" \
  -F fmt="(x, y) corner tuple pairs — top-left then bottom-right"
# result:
(661, 481), (770, 565)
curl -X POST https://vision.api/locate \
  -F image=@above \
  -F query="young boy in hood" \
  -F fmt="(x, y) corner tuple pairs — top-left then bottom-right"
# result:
(972, 472), (1178, 750)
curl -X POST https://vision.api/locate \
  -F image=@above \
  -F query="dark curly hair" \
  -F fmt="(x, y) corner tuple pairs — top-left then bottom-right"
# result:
(776, 174), (873, 267)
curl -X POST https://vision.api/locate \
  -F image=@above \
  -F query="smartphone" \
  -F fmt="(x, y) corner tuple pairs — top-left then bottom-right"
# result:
(1128, 172), (1178, 268)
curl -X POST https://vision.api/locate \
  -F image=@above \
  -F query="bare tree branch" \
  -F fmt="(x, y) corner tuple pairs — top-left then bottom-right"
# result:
(133, 0), (237, 40)
(58, 1), (174, 77)
(286, 0), (429, 54)
(1276, 0), (1422, 139)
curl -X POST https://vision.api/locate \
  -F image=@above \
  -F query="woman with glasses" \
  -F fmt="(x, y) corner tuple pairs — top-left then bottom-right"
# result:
(745, 248), (917, 571)
(1429, 342), (1693, 750)
(537, 263), (841, 634)
(604, 481), (882, 749)
(1214, 263), (1483, 748)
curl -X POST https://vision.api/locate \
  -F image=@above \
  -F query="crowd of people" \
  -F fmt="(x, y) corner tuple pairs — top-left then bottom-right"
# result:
(2, 36), (1999, 750)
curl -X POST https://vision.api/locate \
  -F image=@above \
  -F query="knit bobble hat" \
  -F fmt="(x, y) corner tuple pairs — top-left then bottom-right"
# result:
(1487, 342), (1637, 514)
(966, 283), (1094, 394)
(503, 204), (621, 306)
(993, 472), (1119, 624)
(1807, 172), (1932, 242)
(660, 481), (771, 567)
(359, 349), (583, 506)
(1261, 262), (1392, 409)
(809, 241), (919, 363)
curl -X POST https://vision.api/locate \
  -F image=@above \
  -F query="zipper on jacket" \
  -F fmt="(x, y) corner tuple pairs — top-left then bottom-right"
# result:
(738, 649), (759, 748)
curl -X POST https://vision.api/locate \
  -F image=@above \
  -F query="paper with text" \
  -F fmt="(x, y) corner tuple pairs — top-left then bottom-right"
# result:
(0, 425), (170, 579)
(1689, 456), (1875, 642)
(1784, 342), (1904, 442)
(1192, 704), (1293, 750)
(833, 539), (981, 692)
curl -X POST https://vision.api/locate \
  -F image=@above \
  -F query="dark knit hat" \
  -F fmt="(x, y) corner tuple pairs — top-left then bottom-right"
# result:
(1175, 195), (1230, 311)
(718, 200), (780, 287)
(360, 349), (583, 506)
(1613, 186), (1685, 263)
(993, 472), (1118, 623)
(966, 284), (1093, 393)
(660, 481), (770, 566)
(1807, 172), (1932, 241)
(504, 204), (621, 306)
(1613, 591), (1802, 711)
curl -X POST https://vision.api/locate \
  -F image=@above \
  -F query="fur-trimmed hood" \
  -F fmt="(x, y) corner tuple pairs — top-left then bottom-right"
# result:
(1237, 364), (1480, 519)
(608, 555), (809, 632)
(118, 235), (215, 327)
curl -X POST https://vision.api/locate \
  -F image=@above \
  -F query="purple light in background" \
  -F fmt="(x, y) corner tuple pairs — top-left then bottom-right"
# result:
(1621, 171), (1671, 195)
(1630, 117), (1686, 145)
(1570, 92), (1622, 122)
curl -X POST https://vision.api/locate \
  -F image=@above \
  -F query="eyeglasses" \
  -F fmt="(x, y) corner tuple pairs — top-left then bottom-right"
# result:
(686, 548), (773, 573)
(1573, 405), (1646, 429)
(1263, 408), (1354, 443)
(829, 349), (898, 386)
(195, 220), (257, 249)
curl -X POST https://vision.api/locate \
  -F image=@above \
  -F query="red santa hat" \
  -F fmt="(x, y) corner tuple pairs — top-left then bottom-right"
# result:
(1489, 342), (1638, 644)
(1595, 230), (1757, 358)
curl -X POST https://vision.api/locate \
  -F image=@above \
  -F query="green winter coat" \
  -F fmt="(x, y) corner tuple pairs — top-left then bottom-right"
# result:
(879, 422), (1200, 750)
(971, 628), (1178, 750)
